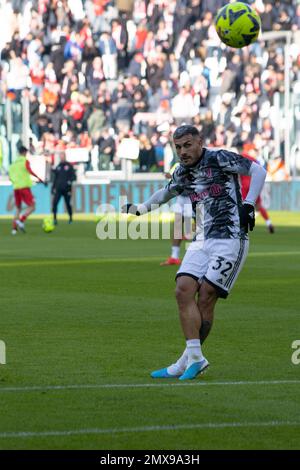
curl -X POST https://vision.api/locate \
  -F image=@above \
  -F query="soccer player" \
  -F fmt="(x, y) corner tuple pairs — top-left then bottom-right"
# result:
(160, 194), (193, 266)
(8, 145), (46, 235)
(122, 125), (266, 380)
(52, 151), (76, 225)
(240, 150), (275, 233)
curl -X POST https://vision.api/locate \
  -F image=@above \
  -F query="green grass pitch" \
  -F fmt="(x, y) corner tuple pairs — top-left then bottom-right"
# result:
(0, 212), (299, 450)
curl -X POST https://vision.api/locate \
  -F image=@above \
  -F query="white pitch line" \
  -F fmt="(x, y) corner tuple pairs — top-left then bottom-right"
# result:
(0, 421), (299, 439)
(0, 379), (299, 393)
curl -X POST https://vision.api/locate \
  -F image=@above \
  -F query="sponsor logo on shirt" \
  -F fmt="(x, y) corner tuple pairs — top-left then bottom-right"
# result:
(190, 184), (222, 202)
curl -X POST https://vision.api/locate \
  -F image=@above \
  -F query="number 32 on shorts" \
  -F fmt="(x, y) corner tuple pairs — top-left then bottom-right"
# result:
(212, 256), (233, 280)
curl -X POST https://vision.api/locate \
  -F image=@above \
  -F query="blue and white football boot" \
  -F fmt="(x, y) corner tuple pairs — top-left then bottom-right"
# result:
(178, 358), (209, 380)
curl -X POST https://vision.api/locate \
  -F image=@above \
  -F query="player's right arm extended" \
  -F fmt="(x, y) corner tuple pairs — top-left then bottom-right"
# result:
(122, 187), (176, 216)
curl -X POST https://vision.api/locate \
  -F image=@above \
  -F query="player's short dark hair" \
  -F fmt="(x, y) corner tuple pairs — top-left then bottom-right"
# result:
(18, 144), (28, 154)
(173, 125), (202, 140)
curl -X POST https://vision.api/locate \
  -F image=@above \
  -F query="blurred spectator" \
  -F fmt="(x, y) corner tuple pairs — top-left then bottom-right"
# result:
(98, 32), (118, 80)
(171, 85), (198, 125)
(60, 60), (78, 106)
(138, 134), (157, 172)
(267, 156), (290, 181)
(30, 58), (45, 97)
(133, 89), (148, 114)
(134, 21), (148, 52)
(29, 93), (40, 138)
(63, 92), (85, 127)
(112, 83), (133, 132)
(98, 128), (116, 170)
(87, 103), (106, 143)
(260, 2), (275, 31)
(111, 18), (128, 71)
(64, 32), (84, 63)
(45, 103), (62, 137)
(127, 52), (147, 78)
(82, 37), (99, 69)
(41, 81), (60, 107)
(0, 0), (299, 176)
(146, 53), (166, 92)
(6, 57), (30, 99)
(200, 110), (216, 142)
(86, 56), (104, 100)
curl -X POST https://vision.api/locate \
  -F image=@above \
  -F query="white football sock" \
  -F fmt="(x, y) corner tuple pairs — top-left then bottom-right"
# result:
(171, 246), (180, 259)
(167, 348), (188, 375)
(186, 339), (204, 368)
(16, 220), (25, 228)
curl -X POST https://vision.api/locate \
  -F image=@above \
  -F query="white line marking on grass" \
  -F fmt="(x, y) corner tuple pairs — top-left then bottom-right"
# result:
(0, 421), (299, 439)
(0, 251), (300, 268)
(0, 379), (300, 393)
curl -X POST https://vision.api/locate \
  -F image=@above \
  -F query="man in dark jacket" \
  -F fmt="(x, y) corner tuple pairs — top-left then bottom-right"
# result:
(52, 151), (76, 224)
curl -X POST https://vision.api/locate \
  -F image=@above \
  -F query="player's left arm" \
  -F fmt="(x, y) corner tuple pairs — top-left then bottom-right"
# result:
(243, 161), (267, 206)
(241, 161), (266, 232)
(216, 150), (266, 201)
(217, 150), (266, 231)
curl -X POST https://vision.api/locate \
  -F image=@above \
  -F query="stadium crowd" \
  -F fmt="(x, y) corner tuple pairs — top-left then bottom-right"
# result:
(0, 0), (299, 174)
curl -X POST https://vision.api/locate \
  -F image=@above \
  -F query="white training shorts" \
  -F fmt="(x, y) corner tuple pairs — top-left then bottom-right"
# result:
(172, 195), (193, 218)
(176, 238), (249, 298)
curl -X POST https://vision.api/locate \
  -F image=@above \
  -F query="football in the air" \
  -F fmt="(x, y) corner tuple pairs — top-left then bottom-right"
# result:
(42, 216), (55, 233)
(215, 2), (261, 48)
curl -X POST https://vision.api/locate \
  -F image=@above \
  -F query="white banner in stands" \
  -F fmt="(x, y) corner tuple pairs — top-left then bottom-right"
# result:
(117, 138), (140, 160)
(65, 147), (90, 163)
(27, 155), (47, 181)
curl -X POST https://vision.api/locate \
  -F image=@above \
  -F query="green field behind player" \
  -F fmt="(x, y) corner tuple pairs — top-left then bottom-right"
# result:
(0, 212), (299, 450)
